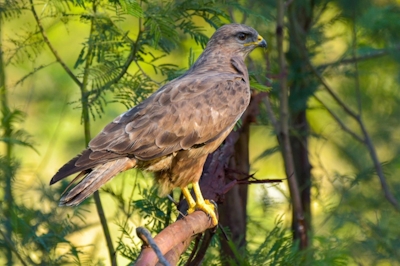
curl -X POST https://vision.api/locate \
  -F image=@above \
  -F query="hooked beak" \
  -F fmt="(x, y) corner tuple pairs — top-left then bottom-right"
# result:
(256, 35), (267, 48)
(244, 35), (267, 48)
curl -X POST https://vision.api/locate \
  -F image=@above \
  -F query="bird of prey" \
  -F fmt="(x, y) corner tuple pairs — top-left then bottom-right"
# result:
(50, 23), (266, 225)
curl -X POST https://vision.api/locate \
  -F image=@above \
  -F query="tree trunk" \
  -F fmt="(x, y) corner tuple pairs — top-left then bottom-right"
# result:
(219, 120), (250, 264)
(287, 0), (314, 242)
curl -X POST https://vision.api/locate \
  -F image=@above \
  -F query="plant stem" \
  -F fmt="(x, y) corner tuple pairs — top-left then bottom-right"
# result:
(29, 0), (82, 87)
(81, 2), (116, 265)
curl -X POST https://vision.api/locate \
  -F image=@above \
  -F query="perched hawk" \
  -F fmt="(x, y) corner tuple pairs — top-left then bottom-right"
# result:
(50, 24), (266, 225)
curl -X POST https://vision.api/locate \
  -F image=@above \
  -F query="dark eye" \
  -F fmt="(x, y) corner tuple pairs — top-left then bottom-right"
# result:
(237, 33), (247, 41)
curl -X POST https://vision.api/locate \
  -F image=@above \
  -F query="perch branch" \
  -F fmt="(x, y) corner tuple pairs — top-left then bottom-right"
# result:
(136, 227), (170, 266)
(134, 211), (215, 265)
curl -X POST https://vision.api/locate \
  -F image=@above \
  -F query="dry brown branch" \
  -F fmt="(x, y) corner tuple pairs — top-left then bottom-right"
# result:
(134, 211), (215, 265)
(136, 227), (170, 266)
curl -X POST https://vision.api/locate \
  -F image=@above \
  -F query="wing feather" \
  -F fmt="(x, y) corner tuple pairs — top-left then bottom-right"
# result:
(87, 72), (250, 161)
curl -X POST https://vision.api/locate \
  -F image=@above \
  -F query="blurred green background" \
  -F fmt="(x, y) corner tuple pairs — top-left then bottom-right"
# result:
(1, 0), (400, 265)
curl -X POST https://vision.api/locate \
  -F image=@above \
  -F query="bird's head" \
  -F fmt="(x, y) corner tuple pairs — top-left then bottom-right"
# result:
(205, 23), (267, 59)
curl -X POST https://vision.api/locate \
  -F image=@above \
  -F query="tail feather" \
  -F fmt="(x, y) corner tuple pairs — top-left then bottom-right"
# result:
(50, 149), (122, 185)
(50, 150), (96, 185)
(59, 157), (136, 206)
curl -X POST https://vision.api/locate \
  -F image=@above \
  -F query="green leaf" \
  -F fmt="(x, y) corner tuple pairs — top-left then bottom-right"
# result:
(250, 80), (272, 92)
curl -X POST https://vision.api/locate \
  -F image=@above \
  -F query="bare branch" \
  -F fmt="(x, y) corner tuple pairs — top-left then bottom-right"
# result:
(29, 0), (82, 87)
(276, 0), (308, 248)
(309, 47), (400, 210)
(14, 62), (56, 87)
(309, 63), (359, 120)
(359, 117), (400, 209)
(318, 45), (400, 71)
(313, 94), (365, 143)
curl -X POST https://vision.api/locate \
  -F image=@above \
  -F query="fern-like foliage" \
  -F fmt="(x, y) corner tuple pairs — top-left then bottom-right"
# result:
(63, 0), (229, 119)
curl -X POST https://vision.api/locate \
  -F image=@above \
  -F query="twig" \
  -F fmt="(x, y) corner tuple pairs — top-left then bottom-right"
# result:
(100, 19), (138, 91)
(0, 12), (15, 265)
(0, 228), (28, 266)
(185, 234), (202, 265)
(359, 119), (400, 209)
(135, 61), (162, 85)
(14, 62), (56, 87)
(313, 94), (364, 143)
(308, 42), (400, 210)
(310, 61), (359, 120)
(317, 46), (400, 71)
(29, 0), (82, 87)
(136, 227), (170, 266)
(236, 179), (283, 184)
(79, 2), (117, 265)
(276, 0), (308, 248)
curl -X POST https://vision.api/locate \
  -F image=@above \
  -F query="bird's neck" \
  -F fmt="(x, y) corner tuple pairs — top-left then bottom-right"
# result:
(189, 49), (247, 76)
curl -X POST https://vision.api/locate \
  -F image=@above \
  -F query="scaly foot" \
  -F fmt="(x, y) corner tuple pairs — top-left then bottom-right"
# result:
(181, 183), (218, 226)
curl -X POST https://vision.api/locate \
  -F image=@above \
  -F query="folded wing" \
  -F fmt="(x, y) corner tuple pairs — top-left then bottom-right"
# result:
(50, 71), (250, 185)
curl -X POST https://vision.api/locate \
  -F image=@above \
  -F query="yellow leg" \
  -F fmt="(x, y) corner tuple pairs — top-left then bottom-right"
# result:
(181, 182), (218, 226)
(181, 186), (196, 212)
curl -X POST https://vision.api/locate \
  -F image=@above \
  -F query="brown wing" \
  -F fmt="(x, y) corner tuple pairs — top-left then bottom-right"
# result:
(50, 70), (250, 184)
(89, 72), (250, 159)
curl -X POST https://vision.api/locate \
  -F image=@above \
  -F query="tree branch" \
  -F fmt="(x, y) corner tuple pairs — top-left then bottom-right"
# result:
(29, 0), (82, 87)
(134, 211), (215, 265)
(359, 118), (400, 209)
(317, 45), (400, 71)
(136, 227), (170, 266)
(79, 2), (117, 265)
(313, 94), (365, 143)
(276, 0), (308, 248)
(14, 62), (56, 87)
(308, 46), (400, 210)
